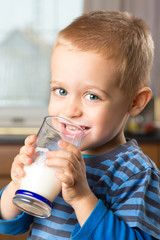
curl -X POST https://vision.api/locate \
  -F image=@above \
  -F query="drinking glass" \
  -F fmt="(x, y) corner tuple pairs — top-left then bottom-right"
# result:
(13, 116), (84, 218)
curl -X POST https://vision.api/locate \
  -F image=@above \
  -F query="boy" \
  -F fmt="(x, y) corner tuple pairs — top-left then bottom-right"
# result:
(0, 10), (160, 240)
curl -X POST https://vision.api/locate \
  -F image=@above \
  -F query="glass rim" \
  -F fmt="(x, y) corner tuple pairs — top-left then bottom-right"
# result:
(43, 115), (85, 136)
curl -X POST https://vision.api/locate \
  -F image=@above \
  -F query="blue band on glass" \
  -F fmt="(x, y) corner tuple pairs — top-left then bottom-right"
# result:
(15, 189), (53, 208)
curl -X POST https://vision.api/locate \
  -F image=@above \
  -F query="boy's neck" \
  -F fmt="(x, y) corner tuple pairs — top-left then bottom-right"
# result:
(82, 132), (126, 156)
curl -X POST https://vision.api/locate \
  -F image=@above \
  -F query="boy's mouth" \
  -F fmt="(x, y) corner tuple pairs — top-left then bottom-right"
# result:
(65, 124), (79, 133)
(61, 122), (90, 135)
(65, 123), (90, 132)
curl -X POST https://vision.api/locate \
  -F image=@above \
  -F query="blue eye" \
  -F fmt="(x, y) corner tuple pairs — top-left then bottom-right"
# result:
(86, 93), (99, 101)
(55, 88), (67, 96)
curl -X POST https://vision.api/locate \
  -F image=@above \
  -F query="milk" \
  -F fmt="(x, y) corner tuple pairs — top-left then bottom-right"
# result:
(20, 147), (62, 202)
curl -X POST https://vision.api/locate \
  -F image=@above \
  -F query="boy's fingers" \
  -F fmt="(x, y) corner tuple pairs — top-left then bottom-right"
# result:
(46, 141), (85, 171)
(14, 153), (33, 165)
(20, 145), (35, 155)
(56, 171), (74, 187)
(11, 160), (24, 178)
(46, 155), (76, 174)
(24, 135), (37, 146)
(12, 166), (25, 178)
(20, 135), (36, 155)
(58, 140), (83, 162)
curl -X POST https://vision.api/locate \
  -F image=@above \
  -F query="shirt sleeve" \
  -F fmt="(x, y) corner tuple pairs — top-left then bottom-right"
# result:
(71, 200), (153, 240)
(0, 187), (32, 235)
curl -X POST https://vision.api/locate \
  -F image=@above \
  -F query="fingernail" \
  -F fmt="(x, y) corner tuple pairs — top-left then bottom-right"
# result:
(59, 140), (65, 147)
(46, 151), (52, 157)
(55, 172), (61, 177)
(19, 170), (24, 177)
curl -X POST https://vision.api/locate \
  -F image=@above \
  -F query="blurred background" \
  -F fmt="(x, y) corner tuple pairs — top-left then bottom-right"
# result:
(0, 1), (160, 239)
(0, 0), (84, 129)
(0, 0), (160, 131)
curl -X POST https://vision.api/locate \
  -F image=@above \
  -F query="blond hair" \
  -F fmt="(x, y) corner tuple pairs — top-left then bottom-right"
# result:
(55, 11), (154, 96)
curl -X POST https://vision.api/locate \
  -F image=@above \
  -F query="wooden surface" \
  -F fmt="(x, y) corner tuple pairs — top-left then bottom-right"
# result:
(139, 143), (160, 169)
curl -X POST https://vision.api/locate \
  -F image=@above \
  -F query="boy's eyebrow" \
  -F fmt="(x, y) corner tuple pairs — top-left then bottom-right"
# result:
(50, 80), (61, 85)
(83, 84), (111, 97)
(50, 80), (110, 96)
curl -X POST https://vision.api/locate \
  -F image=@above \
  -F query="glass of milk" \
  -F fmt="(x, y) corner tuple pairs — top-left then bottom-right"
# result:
(12, 116), (84, 218)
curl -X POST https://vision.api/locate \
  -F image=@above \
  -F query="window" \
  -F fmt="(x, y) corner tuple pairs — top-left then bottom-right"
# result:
(0, 0), (84, 127)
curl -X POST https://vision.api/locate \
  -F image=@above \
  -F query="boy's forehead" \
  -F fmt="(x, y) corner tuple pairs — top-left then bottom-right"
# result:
(51, 45), (120, 91)
(52, 45), (115, 68)
(52, 45), (118, 66)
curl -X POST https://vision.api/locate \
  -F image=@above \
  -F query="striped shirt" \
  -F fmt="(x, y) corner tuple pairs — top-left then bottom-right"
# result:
(0, 139), (160, 239)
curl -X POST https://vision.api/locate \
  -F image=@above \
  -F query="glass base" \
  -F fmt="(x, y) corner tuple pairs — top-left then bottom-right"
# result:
(12, 190), (53, 218)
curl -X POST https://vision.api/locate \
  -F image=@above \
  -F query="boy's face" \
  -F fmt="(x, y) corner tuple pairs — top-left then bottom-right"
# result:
(49, 45), (131, 155)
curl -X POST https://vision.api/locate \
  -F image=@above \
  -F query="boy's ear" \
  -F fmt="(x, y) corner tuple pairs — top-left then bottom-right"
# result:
(129, 87), (152, 116)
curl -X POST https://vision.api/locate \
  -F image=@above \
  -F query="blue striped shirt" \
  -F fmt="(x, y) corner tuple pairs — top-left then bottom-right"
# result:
(0, 139), (160, 239)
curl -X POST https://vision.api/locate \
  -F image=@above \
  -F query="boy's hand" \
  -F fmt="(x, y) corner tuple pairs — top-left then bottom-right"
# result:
(46, 140), (98, 226)
(11, 135), (36, 187)
(46, 140), (90, 205)
(0, 135), (37, 220)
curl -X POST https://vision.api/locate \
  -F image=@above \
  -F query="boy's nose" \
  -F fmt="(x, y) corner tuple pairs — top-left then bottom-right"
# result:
(62, 98), (82, 118)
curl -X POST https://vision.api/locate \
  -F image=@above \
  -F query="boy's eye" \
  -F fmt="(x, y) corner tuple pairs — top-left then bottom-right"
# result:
(55, 88), (67, 96)
(85, 93), (99, 101)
